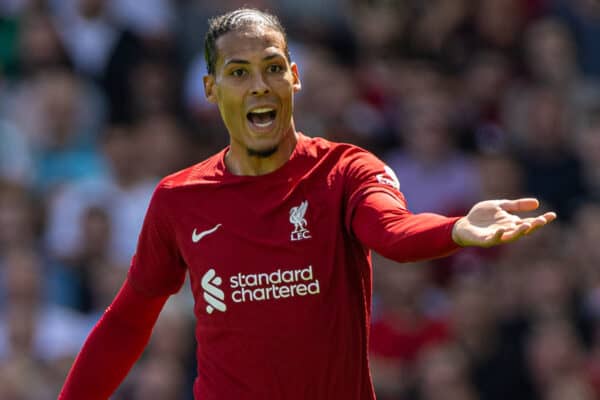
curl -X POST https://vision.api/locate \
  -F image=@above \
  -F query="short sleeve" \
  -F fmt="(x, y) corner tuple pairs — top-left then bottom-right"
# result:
(342, 146), (408, 231)
(128, 184), (187, 297)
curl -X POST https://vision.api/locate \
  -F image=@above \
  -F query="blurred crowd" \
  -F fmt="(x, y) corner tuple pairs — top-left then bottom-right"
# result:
(0, 0), (599, 399)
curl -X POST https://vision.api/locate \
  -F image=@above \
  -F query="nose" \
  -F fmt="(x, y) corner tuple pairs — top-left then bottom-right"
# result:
(250, 73), (270, 96)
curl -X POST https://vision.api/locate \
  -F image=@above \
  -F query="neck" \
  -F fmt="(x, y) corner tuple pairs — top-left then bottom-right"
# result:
(225, 129), (298, 176)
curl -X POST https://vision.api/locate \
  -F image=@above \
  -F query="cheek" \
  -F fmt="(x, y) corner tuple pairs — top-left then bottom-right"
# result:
(219, 95), (245, 121)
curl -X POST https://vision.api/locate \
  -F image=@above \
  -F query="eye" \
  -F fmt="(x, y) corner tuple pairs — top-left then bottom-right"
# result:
(267, 64), (283, 73)
(231, 69), (246, 77)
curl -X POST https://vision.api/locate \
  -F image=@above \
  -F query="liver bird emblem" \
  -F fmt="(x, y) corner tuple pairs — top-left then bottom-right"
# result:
(289, 200), (309, 233)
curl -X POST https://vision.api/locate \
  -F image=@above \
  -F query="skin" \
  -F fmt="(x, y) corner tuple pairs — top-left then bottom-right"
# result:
(203, 25), (301, 176)
(452, 198), (557, 247)
(203, 22), (557, 247)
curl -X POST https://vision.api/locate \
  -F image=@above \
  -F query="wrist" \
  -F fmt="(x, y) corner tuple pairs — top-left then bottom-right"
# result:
(451, 217), (466, 247)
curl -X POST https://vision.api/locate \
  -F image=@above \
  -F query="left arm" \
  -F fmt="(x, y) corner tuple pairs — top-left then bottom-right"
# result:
(351, 191), (461, 262)
(352, 193), (556, 261)
(342, 146), (555, 260)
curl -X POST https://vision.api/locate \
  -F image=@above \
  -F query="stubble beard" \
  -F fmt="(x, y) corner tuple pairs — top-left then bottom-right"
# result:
(246, 145), (279, 158)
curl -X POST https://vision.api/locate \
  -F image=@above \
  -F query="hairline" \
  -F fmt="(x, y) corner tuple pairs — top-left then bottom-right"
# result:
(205, 9), (291, 75)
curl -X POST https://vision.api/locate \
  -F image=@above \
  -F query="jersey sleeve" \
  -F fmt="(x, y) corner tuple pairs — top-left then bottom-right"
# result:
(59, 279), (168, 399)
(342, 147), (461, 262)
(128, 182), (187, 296)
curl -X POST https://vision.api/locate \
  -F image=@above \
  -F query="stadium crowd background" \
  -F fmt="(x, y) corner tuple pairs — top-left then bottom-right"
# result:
(0, 0), (599, 399)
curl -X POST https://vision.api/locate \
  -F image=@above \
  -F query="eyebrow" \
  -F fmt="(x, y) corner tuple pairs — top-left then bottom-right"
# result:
(224, 54), (283, 67)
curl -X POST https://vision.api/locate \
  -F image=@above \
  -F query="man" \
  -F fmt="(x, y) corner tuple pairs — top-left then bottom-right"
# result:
(59, 8), (556, 400)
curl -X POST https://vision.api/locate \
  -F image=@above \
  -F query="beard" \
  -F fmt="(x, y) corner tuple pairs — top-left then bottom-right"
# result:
(246, 145), (279, 158)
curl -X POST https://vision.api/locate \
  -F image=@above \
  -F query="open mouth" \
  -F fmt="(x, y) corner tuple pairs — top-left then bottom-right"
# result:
(247, 107), (277, 129)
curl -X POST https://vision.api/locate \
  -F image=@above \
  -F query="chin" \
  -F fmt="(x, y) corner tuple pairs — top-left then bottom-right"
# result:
(246, 145), (279, 158)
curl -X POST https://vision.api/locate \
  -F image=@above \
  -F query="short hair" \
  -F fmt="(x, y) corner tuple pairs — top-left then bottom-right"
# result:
(204, 8), (291, 75)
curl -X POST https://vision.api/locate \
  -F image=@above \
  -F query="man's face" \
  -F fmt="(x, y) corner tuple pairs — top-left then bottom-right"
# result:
(204, 26), (301, 156)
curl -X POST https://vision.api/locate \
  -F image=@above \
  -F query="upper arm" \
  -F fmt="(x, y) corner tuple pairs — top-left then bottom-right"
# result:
(341, 147), (408, 235)
(128, 184), (187, 297)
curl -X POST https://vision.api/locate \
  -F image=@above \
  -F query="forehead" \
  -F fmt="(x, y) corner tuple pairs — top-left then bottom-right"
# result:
(215, 26), (287, 65)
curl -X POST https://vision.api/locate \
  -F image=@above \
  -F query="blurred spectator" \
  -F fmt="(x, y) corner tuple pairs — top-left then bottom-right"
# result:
(575, 103), (600, 199)
(0, 246), (89, 399)
(12, 9), (72, 79)
(0, 120), (34, 185)
(126, 56), (185, 121)
(0, 180), (39, 252)
(449, 274), (534, 400)
(472, 0), (527, 55)
(44, 124), (156, 267)
(526, 318), (594, 399)
(49, 205), (113, 312)
(135, 113), (194, 178)
(52, 0), (130, 79)
(370, 257), (449, 399)
(127, 356), (188, 400)
(456, 50), (514, 154)
(508, 86), (587, 219)
(9, 69), (105, 192)
(50, 0), (148, 123)
(523, 18), (579, 88)
(552, 0), (600, 77)
(415, 343), (479, 400)
(108, 0), (174, 39)
(385, 80), (481, 215)
(476, 153), (524, 200)
(587, 323), (600, 398)
(523, 257), (577, 321)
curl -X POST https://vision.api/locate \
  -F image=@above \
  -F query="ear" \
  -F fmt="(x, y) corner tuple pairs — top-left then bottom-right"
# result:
(203, 74), (218, 104)
(291, 63), (302, 93)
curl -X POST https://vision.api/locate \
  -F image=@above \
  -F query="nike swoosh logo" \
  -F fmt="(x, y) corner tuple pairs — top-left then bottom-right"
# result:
(192, 224), (222, 243)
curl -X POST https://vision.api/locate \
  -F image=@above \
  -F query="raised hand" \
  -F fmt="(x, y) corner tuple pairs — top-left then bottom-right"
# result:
(451, 198), (557, 248)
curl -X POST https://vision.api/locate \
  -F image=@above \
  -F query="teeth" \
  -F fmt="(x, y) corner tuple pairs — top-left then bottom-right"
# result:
(249, 107), (274, 114)
(254, 120), (274, 127)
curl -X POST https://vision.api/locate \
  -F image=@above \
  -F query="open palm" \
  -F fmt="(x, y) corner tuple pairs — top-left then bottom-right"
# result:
(452, 198), (557, 247)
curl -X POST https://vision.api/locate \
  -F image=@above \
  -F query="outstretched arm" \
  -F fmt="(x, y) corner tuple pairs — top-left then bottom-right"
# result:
(59, 278), (169, 400)
(352, 193), (556, 262)
(451, 198), (557, 247)
(352, 192), (462, 262)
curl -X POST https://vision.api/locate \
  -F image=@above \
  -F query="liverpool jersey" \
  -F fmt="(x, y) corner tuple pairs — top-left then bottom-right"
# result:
(129, 133), (459, 399)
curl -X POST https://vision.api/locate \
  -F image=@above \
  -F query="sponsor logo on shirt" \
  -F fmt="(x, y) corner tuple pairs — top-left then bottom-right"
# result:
(201, 266), (321, 314)
(192, 224), (222, 243)
(376, 165), (400, 190)
(289, 200), (311, 241)
(201, 268), (227, 314)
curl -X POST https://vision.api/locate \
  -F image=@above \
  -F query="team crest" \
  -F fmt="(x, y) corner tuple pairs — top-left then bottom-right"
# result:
(289, 200), (311, 241)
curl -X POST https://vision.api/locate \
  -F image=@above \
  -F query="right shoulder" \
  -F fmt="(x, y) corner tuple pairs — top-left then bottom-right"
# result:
(156, 150), (227, 192)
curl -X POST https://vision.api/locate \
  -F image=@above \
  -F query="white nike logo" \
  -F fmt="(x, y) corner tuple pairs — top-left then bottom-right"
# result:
(192, 224), (222, 243)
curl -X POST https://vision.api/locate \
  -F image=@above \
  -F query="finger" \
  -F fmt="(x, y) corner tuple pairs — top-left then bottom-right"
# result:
(514, 212), (557, 226)
(523, 212), (558, 235)
(500, 223), (530, 242)
(499, 198), (540, 213)
(489, 227), (505, 245)
(542, 211), (557, 222)
(519, 215), (548, 228)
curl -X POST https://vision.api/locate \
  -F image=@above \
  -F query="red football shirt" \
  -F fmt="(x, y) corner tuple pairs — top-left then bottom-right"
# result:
(127, 133), (459, 400)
